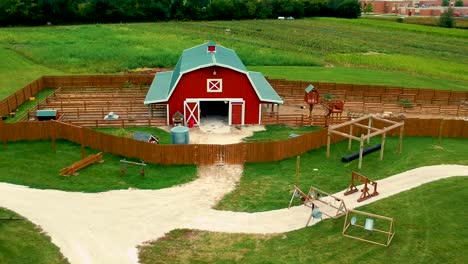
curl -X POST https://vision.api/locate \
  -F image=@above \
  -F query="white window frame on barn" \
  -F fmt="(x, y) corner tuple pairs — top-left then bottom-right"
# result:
(207, 79), (222, 93)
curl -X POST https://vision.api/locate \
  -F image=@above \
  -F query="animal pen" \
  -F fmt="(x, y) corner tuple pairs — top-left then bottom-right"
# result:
(326, 114), (405, 169)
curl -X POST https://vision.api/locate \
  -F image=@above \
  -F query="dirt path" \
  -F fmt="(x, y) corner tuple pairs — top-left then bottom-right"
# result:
(0, 165), (467, 264)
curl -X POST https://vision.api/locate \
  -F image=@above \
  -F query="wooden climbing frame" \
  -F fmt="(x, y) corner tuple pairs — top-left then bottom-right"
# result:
(344, 172), (379, 202)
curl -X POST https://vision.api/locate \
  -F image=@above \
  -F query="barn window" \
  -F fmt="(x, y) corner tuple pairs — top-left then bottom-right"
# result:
(208, 45), (216, 52)
(207, 79), (222, 93)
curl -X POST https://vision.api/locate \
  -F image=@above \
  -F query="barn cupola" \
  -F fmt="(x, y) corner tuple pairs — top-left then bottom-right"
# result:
(207, 40), (216, 53)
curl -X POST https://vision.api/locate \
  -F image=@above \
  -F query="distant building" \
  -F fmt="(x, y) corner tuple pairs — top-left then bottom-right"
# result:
(361, 0), (468, 16)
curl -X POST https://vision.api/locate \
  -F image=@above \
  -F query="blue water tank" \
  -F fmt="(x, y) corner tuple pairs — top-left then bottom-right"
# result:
(171, 126), (190, 144)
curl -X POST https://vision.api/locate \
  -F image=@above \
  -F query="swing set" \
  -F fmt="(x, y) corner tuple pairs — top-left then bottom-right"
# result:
(288, 156), (347, 226)
(342, 209), (395, 247)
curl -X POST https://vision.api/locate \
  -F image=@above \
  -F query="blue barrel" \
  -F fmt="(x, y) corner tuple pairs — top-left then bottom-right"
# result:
(170, 126), (190, 144)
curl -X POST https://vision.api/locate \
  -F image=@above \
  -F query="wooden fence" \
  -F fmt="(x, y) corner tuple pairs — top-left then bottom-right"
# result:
(269, 79), (468, 105)
(0, 75), (153, 118)
(2, 75), (467, 119)
(1, 119), (466, 165)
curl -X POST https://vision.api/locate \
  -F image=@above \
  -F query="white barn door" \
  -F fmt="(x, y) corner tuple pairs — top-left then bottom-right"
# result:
(184, 100), (199, 126)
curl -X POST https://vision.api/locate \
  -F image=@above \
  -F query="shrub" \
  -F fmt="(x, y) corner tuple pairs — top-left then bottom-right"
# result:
(399, 99), (414, 109)
(364, 3), (373, 14)
(439, 8), (456, 28)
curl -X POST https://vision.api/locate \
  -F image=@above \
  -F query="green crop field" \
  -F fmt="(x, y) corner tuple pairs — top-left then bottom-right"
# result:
(1, 17), (467, 100)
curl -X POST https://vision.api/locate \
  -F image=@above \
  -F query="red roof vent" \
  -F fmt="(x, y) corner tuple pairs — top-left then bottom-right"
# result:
(208, 45), (216, 52)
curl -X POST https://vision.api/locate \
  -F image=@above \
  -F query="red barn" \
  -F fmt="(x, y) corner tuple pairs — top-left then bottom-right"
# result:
(144, 41), (283, 126)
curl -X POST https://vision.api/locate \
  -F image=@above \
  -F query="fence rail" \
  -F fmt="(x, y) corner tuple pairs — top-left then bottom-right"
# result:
(1, 119), (466, 165)
(2, 75), (468, 119)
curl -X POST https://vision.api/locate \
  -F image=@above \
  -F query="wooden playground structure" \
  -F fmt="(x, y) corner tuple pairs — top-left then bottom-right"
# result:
(326, 114), (405, 169)
(120, 159), (147, 178)
(344, 172), (379, 202)
(288, 157), (347, 226)
(343, 209), (395, 247)
(304, 84), (345, 127)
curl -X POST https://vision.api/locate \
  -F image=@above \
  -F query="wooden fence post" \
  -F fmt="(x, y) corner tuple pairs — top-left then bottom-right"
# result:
(80, 127), (85, 159)
(0, 118), (6, 147)
(398, 123), (404, 154)
(438, 119), (445, 145)
(50, 121), (56, 153)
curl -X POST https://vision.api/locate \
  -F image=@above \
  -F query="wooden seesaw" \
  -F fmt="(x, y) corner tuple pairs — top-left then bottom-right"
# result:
(344, 172), (379, 202)
(120, 159), (146, 178)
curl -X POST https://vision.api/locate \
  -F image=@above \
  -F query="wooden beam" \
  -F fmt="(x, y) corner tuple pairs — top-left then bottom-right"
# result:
(348, 209), (394, 221)
(367, 116), (372, 144)
(399, 123), (404, 153)
(326, 133), (331, 158)
(329, 130), (361, 141)
(348, 124), (353, 151)
(295, 156), (300, 186)
(438, 119), (444, 145)
(358, 135), (364, 169)
(363, 122), (404, 140)
(352, 122), (379, 131)
(371, 115), (398, 124)
(380, 133), (386, 160)
(328, 114), (370, 130)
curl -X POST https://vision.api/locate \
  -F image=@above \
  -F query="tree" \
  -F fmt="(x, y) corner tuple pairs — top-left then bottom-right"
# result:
(439, 8), (456, 28)
(455, 0), (464, 6)
(442, 0), (449, 6)
(336, 0), (361, 18)
(364, 3), (373, 14)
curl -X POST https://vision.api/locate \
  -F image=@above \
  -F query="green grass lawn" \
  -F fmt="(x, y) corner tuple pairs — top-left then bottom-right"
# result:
(0, 140), (196, 192)
(138, 177), (468, 264)
(0, 208), (69, 264)
(1, 17), (467, 100)
(94, 126), (171, 144)
(216, 136), (468, 212)
(243, 125), (321, 142)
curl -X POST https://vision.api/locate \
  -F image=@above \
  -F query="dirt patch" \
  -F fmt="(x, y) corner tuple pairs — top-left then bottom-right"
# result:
(363, 51), (384, 55)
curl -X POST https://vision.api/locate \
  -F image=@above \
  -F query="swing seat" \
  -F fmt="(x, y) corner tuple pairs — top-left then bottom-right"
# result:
(351, 216), (357, 225)
(364, 218), (374, 231)
(311, 209), (322, 219)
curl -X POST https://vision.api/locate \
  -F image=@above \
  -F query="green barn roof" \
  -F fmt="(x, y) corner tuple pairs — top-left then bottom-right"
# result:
(144, 41), (283, 105)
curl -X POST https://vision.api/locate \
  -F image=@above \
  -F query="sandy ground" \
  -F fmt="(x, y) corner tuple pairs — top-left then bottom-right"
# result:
(0, 165), (467, 264)
(163, 116), (266, 144)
